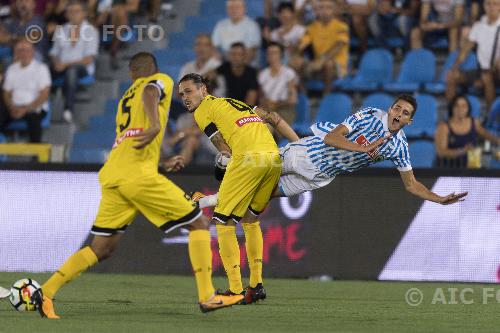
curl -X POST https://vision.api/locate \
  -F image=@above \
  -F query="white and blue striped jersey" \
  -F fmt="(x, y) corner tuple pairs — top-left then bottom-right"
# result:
(304, 108), (412, 178)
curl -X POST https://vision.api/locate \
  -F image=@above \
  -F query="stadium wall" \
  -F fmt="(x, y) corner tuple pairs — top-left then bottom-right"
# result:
(1, 164), (499, 283)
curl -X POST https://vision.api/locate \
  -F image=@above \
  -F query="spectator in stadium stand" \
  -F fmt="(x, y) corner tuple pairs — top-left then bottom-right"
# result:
(108, 0), (139, 69)
(212, 0), (261, 65)
(445, 0), (500, 110)
(45, 0), (69, 36)
(258, 42), (298, 128)
(435, 94), (500, 168)
(264, 1), (306, 62)
(0, 0), (48, 60)
(343, 0), (375, 53)
(294, 0), (320, 25)
(410, 0), (465, 52)
(467, 0), (483, 26)
(290, 0), (349, 96)
(0, 38), (51, 143)
(87, 0), (139, 69)
(178, 34), (222, 81)
(50, 0), (99, 123)
(161, 111), (219, 167)
(209, 42), (259, 106)
(368, 0), (419, 49)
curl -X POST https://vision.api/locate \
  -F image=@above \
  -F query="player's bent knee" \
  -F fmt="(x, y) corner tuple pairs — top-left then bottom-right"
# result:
(242, 210), (258, 223)
(189, 215), (210, 230)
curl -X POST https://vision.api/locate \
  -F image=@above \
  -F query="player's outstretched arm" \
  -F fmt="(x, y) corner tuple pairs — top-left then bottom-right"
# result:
(400, 170), (468, 205)
(254, 107), (300, 142)
(134, 85), (161, 149)
(324, 124), (390, 152)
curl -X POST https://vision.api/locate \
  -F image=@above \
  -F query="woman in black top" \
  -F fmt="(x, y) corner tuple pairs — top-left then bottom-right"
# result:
(435, 94), (500, 168)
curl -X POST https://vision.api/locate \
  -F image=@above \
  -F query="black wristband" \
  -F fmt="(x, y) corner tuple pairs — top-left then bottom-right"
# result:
(214, 164), (226, 182)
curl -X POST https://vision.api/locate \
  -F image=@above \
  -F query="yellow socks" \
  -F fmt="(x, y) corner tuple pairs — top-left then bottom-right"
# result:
(188, 230), (215, 302)
(216, 224), (243, 294)
(242, 221), (264, 288)
(42, 246), (98, 299)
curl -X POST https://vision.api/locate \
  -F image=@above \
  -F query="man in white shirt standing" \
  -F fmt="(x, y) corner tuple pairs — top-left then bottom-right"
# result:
(212, 0), (261, 65)
(1, 38), (51, 143)
(446, 0), (500, 110)
(50, 0), (99, 123)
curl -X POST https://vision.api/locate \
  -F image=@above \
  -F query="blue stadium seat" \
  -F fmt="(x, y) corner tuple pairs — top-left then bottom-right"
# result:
(278, 138), (289, 148)
(0, 46), (12, 59)
(158, 64), (182, 80)
(6, 107), (52, 132)
(362, 93), (393, 111)
(72, 129), (115, 149)
(52, 74), (96, 88)
(292, 92), (312, 135)
(246, 0), (264, 17)
(404, 94), (437, 138)
(89, 113), (116, 131)
(154, 48), (195, 66)
(424, 51), (478, 94)
(184, 15), (224, 33)
(338, 48), (393, 92)
(167, 31), (199, 49)
(383, 49), (436, 93)
(0, 133), (6, 162)
(200, 0), (225, 16)
(409, 140), (435, 168)
(486, 97), (500, 136)
(119, 81), (132, 95)
(105, 99), (120, 115)
(466, 94), (481, 119)
(304, 80), (325, 91)
(314, 93), (352, 124)
(69, 147), (108, 163)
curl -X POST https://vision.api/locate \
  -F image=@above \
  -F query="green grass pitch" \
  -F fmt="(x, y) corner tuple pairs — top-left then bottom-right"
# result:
(1, 272), (499, 332)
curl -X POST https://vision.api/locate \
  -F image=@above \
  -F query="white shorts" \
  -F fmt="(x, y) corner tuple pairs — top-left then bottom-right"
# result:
(278, 139), (334, 197)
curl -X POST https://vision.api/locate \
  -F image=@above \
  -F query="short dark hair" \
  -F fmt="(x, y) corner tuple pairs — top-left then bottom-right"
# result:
(179, 73), (210, 89)
(448, 94), (471, 119)
(267, 41), (284, 54)
(277, 1), (294, 13)
(129, 52), (158, 73)
(392, 94), (417, 118)
(230, 42), (246, 50)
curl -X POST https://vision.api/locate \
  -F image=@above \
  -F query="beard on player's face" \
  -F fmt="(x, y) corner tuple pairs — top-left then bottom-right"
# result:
(179, 82), (204, 112)
(184, 95), (200, 112)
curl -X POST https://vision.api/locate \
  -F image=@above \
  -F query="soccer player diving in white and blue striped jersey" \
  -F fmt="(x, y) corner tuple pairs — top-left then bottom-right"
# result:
(195, 94), (468, 210)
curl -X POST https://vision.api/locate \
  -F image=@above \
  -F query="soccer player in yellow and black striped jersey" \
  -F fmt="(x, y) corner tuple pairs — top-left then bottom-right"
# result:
(35, 53), (243, 318)
(178, 73), (299, 304)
